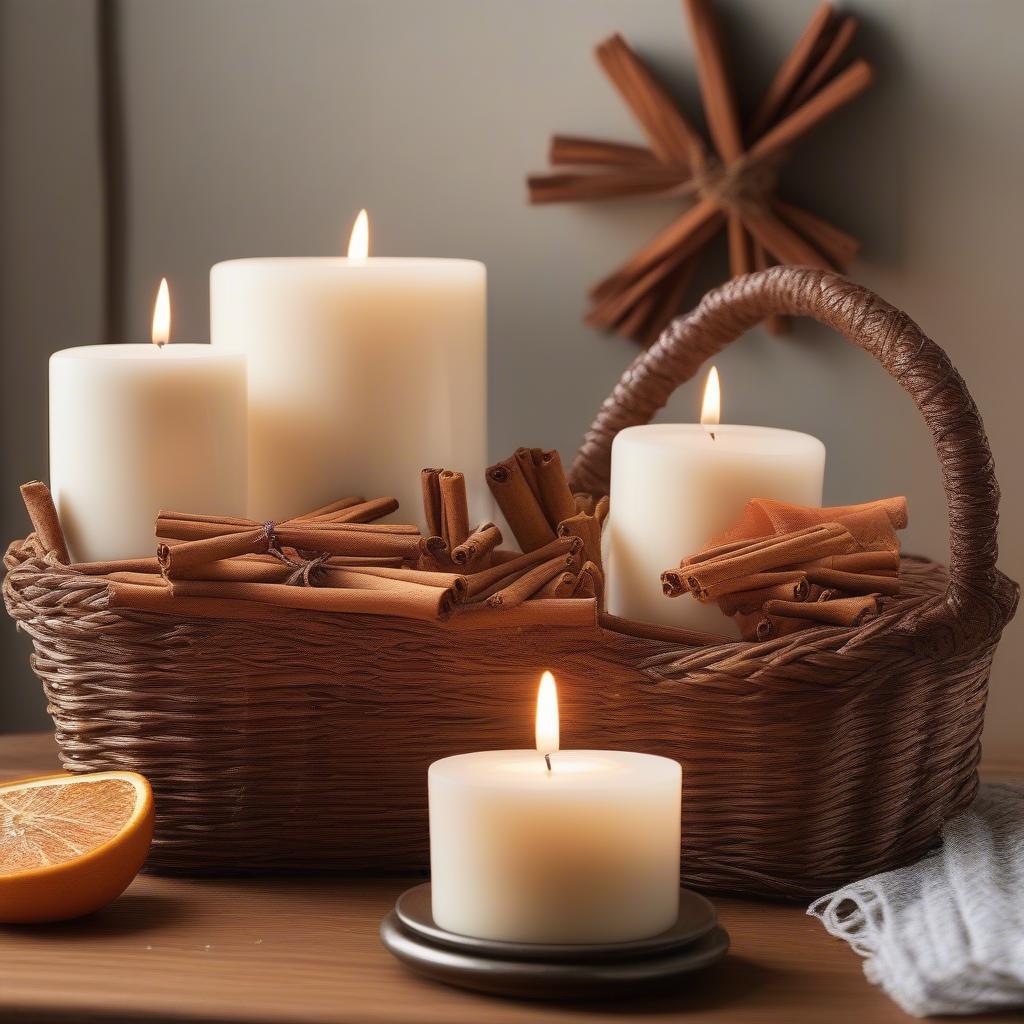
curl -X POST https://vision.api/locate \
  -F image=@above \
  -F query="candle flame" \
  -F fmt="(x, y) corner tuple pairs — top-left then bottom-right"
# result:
(701, 366), (721, 432)
(535, 671), (559, 756)
(347, 208), (370, 260)
(151, 278), (170, 347)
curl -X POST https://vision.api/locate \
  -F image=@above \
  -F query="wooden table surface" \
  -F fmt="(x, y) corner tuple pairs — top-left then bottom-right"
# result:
(0, 732), (1016, 1024)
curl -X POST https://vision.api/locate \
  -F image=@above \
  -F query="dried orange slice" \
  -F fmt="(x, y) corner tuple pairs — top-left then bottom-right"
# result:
(0, 771), (154, 923)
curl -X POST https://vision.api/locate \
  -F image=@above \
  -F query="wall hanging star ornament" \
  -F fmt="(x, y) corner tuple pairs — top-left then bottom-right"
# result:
(527, 1), (874, 344)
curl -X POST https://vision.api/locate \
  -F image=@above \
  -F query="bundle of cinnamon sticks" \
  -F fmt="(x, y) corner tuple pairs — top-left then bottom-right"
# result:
(661, 497), (907, 640)
(16, 471), (602, 628)
(420, 469), (501, 570)
(527, 0), (872, 343)
(485, 448), (607, 601)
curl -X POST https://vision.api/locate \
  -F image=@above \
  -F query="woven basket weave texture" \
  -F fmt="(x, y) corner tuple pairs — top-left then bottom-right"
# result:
(4, 267), (1018, 898)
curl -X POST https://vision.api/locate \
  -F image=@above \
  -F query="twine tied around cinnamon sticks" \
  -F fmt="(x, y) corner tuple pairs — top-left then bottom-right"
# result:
(662, 497), (908, 640)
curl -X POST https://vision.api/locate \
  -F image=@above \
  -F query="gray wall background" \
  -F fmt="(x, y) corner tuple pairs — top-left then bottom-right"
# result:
(2, 0), (1021, 765)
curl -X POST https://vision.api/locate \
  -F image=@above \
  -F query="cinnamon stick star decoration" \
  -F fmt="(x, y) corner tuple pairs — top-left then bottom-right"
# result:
(527, 0), (874, 344)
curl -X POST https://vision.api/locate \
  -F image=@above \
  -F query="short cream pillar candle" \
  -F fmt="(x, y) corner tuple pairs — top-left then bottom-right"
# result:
(49, 281), (247, 563)
(604, 368), (826, 634)
(429, 673), (682, 944)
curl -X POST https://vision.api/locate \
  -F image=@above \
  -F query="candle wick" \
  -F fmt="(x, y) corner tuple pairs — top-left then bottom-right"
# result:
(710, 430), (716, 441)
(544, 753), (552, 772)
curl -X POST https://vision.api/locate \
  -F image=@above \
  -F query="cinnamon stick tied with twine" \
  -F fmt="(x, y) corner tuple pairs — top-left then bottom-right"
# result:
(157, 517), (421, 577)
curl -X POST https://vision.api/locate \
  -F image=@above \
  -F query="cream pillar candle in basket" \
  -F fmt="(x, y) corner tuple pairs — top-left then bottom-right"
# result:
(49, 281), (247, 564)
(210, 212), (487, 525)
(429, 673), (682, 944)
(604, 369), (826, 634)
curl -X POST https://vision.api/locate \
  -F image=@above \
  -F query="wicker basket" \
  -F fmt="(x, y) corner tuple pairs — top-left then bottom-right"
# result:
(3, 268), (1018, 899)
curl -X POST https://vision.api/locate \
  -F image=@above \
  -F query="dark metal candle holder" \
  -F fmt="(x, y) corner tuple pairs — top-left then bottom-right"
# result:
(379, 883), (729, 999)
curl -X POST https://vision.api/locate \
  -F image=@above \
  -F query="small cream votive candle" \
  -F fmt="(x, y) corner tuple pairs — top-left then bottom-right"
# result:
(429, 673), (682, 944)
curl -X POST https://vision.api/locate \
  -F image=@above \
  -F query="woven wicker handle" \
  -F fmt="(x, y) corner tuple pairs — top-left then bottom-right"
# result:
(571, 266), (1018, 646)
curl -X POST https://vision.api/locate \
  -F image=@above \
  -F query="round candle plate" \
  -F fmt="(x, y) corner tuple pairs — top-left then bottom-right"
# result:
(380, 911), (729, 999)
(395, 883), (717, 962)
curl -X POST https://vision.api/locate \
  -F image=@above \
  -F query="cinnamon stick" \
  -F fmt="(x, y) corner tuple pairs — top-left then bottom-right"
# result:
(450, 523), (502, 567)
(716, 577), (811, 616)
(421, 469), (444, 537)
(486, 456), (556, 552)
(463, 537), (580, 599)
(683, 0), (743, 163)
(681, 523), (855, 598)
(159, 527), (269, 574)
(169, 576), (458, 622)
(484, 553), (576, 610)
(588, 199), (723, 312)
(637, 253), (700, 345)
(772, 198), (859, 269)
(803, 550), (899, 574)
(747, 2), (835, 139)
(784, 16), (859, 116)
(514, 448), (544, 501)
(439, 470), (470, 548)
(73, 556), (163, 576)
(675, 565), (811, 602)
(534, 450), (577, 529)
(320, 497), (400, 524)
(743, 206), (833, 270)
(159, 521), (421, 576)
(684, 521), (837, 564)
(300, 497), (366, 519)
(748, 59), (874, 163)
(753, 613), (817, 642)
(589, 229), (717, 332)
(534, 571), (577, 600)
(763, 593), (880, 627)
(594, 33), (705, 168)
(572, 561), (604, 600)
(20, 481), (70, 563)
(803, 567), (900, 596)
(557, 512), (602, 567)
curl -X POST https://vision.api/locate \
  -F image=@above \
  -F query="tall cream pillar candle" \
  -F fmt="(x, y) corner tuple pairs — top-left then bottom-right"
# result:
(604, 369), (826, 634)
(210, 213), (487, 524)
(49, 281), (247, 564)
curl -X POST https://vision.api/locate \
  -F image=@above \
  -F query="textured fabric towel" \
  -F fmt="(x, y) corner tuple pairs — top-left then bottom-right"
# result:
(809, 784), (1024, 1017)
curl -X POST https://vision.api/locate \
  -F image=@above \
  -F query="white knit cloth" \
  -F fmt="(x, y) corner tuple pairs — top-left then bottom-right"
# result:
(808, 784), (1024, 1017)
